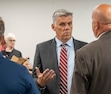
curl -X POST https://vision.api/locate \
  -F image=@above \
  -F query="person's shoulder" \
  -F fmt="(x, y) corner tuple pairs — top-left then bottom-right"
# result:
(2, 57), (27, 72)
(37, 38), (54, 46)
(74, 38), (88, 44)
(13, 49), (21, 53)
(77, 40), (98, 54)
(9, 59), (25, 68)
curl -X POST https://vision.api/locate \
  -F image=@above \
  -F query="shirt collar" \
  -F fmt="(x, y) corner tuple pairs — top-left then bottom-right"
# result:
(55, 37), (73, 47)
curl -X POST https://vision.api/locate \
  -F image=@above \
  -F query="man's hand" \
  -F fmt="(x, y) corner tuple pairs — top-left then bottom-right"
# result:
(35, 67), (56, 87)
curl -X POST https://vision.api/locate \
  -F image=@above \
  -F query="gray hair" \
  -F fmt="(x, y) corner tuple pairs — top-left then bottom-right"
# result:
(5, 33), (16, 42)
(52, 9), (73, 23)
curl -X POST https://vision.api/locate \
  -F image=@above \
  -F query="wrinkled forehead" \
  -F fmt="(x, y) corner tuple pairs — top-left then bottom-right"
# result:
(54, 15), (72, 24)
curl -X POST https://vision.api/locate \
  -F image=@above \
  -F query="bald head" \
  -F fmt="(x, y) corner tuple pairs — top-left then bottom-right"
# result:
(93, 4), (111, 24)
(92, 4), (111, 38)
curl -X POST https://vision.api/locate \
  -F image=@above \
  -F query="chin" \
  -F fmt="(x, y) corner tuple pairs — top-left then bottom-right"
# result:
(64, 36), (71, 40)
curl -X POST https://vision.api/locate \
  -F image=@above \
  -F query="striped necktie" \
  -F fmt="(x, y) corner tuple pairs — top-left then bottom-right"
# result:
(59, 44), (68, 94)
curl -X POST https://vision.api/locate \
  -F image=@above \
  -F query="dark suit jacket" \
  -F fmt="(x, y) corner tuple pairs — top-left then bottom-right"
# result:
(32, 38), (87, 94)
(71, 31), (111, 94)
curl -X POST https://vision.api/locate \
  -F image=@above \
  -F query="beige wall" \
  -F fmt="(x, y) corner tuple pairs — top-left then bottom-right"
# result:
(0, 0), (110, 65)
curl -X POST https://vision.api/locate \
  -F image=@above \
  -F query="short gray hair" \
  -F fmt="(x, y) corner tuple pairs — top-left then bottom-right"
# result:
(52, 9), (73, 23)
(5, 33), (16, 42)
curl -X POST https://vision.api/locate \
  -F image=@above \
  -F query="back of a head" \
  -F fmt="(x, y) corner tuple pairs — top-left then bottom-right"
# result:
(92, 4), (111, 24)
(92, 4), (111, 37)
(0, 17), (5, 41)
(52, 9), (73, 24)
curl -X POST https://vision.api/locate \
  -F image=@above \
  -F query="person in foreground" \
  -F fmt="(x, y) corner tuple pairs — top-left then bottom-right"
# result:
(0, 18), (40, 94)
(70, 4), (111, 94)
(32, 9), (87, 94)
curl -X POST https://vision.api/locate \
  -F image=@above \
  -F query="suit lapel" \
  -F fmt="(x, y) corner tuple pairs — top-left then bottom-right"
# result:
(73, 38), (87, 52)
(48, 39), (60, 78)
(73, 38), (79, 52)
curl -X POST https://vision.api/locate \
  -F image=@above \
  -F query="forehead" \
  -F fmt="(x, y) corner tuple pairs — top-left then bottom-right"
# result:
(56, 16), (72, 22)
(7, 37), (15, 40)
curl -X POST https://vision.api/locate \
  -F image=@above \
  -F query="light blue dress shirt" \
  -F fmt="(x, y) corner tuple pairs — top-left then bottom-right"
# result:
(55, 37), (75, 94)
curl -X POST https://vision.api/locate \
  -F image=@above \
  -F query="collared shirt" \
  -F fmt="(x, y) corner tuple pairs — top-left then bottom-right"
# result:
(55, 37), (75, 94)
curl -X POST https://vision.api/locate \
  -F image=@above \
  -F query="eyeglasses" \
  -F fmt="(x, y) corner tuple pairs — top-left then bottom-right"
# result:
(9, 40), (16, 42)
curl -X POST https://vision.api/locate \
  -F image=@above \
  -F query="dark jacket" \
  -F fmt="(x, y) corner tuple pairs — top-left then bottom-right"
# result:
(71, 31), (111, 94)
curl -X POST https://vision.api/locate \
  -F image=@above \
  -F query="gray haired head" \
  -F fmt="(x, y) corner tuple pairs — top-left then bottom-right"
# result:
(5, 33), (16, 42)
(52, 9), (73, 24)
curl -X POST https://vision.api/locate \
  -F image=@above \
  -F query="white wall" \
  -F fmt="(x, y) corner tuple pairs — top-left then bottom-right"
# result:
(0, 0), (110, 65)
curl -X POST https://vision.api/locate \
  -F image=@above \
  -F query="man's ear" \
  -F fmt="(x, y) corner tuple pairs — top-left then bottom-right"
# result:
(95, 21), (100, 30)
(51, 24), (55, 31)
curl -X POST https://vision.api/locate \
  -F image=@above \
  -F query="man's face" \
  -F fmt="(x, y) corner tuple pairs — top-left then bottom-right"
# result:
(52, 16), (73, 42)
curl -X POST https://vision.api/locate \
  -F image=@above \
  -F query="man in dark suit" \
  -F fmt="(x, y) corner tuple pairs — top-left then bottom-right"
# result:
(71, 4), (111, 94)
(0, 17), (40, 94)
(32, 9), (87, 94)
